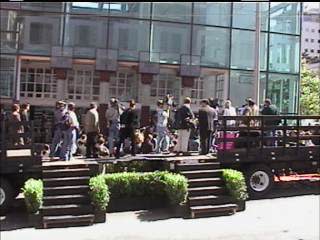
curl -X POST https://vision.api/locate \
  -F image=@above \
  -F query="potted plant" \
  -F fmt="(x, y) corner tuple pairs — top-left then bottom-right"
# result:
(21, 178), (43, 227)
(222, 169), (249, 212)
(89, 175), (110, 223)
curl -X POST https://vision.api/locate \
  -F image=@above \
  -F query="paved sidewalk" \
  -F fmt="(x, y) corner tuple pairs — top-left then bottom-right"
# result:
(1, 195), (319, 240)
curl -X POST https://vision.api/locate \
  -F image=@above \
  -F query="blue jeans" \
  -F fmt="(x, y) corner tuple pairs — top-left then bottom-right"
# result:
(108, 122), (120, 154)
(60, 128), (76, 161)
(50, 127), (62, 158)
(156, 126), (169, 153)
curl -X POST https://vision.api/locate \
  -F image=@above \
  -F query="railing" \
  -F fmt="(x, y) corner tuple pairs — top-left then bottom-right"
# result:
(216, 115), (320, 157)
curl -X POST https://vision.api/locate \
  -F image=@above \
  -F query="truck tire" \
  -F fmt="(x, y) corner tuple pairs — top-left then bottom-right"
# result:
(245, 164), (274, 199)
(0, 178), (14, 214)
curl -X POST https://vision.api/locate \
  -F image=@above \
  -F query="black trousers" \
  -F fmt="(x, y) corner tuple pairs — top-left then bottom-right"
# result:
(86, 132), (98, 158)
(115, 127), (136, 158)
(200, 130), (212, 155)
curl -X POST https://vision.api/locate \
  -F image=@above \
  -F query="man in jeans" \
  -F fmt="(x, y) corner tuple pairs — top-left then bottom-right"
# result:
(174, 97), (195, 156)
(60, 102), (79, 161)
(155, 99), (170, 153)
(106, 98), (122, 157)
(84, 102), (100, 158)
(50, 101), (67, 159)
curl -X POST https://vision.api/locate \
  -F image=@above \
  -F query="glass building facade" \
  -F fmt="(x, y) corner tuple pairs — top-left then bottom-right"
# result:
(0, 2), (302, 114)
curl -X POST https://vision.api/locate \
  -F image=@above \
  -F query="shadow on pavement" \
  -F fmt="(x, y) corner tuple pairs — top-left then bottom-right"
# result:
(253, 180), (320, 200)
(0, 198), (32, 231)
(135, 208), (178, 222)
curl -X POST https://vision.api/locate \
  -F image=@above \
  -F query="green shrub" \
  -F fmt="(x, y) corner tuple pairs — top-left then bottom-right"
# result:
(89, 175), (110, 211)
(222, 169), (248, 201)
(162, 173), (188, 206)
(21, 179), (43, 214)
(103, 171), (188, 206)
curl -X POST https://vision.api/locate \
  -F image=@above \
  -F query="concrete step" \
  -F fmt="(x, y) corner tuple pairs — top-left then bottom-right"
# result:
(43, 214), (94, 229)
(42, 163), (93, 170)
(188, 195), (235, 206)
(44, 185), (89, 196)
(42, 204), (93, 216)
(43, 176), (90, 187)
(188, 186), (226, 197)
(43, 168), (92, 178)
(190, 204), (237, 218)
(188, 178), (223, 188)
(177, 162), (220, 171)
(43, 194), (90, 206)
(180, 170), (223, 179)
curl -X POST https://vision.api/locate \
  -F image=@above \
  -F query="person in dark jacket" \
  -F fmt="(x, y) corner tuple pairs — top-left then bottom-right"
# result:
(174, 97), (195, 156)
(261, 98), (279, 146)
(198, 99), (217, 155)
(115, 99), (140, 159)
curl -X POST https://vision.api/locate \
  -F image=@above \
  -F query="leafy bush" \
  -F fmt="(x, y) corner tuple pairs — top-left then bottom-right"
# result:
(222, 169), (248, 201)
(103, 171), (188, 206)
(89, 175), (110, 211)
(21, 179), (43, 214)
(104, 160), (166, 173)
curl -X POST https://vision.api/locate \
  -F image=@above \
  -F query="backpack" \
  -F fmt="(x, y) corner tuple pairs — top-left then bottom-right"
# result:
(61, 112), (72, 131)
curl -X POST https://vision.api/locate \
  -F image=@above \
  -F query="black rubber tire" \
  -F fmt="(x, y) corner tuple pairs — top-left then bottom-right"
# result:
(245, 164), (274, 199)
(0, 178), (14, 215)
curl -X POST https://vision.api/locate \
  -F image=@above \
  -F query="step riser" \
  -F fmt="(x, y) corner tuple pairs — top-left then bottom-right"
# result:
(189, 188), (226, 197)
(44, 187), (89, 196)
(43, 221), (93, 229)
(183, 172), (222, 179)
(191, 210), (236, 218)
(177, 164), (220, 171)
(44, 179), (89, 187)
(43, 170), (92, 178)
(44, 197), (90, 206)
(188, 180), (223, 188)
(189, 198), (234, 207)
(42, 207), (93, 216)
(42, 164), (95, 170)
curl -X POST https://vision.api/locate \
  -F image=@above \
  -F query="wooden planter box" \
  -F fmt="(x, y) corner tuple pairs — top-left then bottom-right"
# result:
(94, 209), (106, 223)
(235, 200), (246, 212)
(107, 196), (166, 212)
(28, 212), (42, 228)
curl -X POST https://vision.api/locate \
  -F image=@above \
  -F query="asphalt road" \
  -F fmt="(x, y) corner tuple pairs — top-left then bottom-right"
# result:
(1, 192), (319, 240)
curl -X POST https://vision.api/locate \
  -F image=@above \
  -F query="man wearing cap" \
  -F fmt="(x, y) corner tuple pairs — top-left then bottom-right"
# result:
(84, 102), (100, 158)
(50, 100), (67, 158)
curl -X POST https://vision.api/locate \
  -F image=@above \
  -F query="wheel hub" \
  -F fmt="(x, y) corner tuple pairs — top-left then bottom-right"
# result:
(0, 187), (5, 205)
(250, 171), (270, 192)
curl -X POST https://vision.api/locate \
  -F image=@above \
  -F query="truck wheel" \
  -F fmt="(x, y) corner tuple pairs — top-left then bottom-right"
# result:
(0, 178), (14, 214)
(245, 164), (274, 199)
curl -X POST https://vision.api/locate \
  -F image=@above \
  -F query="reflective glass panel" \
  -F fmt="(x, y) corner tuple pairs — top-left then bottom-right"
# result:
(108, 2), (150, 18)
(152, 3), (191, 23)
(232, 2), (256, 30)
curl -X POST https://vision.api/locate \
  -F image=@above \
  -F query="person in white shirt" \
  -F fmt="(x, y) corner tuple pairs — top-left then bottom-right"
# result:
(60, 102), (79, 161)
(155, 99), (170, 153)
(223, 100), (237, 126)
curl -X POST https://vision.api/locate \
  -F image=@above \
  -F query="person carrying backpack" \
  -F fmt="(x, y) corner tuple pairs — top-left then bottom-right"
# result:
(174, 97), (195, 156)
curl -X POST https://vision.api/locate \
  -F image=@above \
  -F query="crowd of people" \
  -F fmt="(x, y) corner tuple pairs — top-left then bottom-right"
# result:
(5, 95), (312, 161)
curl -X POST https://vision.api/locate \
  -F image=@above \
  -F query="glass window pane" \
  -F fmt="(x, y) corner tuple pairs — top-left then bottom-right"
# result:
(0, 56), (15, 98)
(68, 2), (107, 14)
(233, 3), (256, 30)
(192, 26), (230, 68)
(229, 70), (255, 108)
(21, 2), (64, 12)
(269, 34), (300, 74)
(109, 2), (150, 18)
(270, 3), (301, 35)
(109, 18), (149, 61)
(151, 22), (191, 64)
(260, 33), (268, 71)
(193, 2), (231, 27)
(259, 73), (267, 104)
(19, 12), (61, 55)
(267, 74), (298, 113)
(152, 3), (191, 23)
(260, 3), (269, 31)
(0, 10), (18, 32)
(64, 15), (107, 58)
(231, 30), (255, 70)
